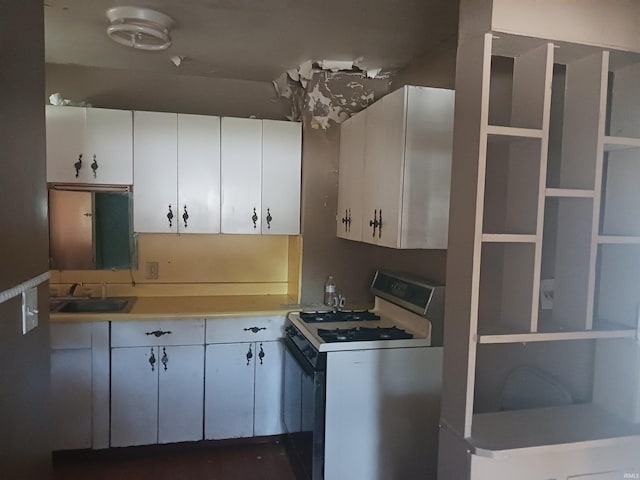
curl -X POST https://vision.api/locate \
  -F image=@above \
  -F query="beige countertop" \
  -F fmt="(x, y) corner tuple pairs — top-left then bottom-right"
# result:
(50, 295), (300, 323)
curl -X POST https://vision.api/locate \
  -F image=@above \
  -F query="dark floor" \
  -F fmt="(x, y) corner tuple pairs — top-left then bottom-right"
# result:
(52, 439), (298, 480)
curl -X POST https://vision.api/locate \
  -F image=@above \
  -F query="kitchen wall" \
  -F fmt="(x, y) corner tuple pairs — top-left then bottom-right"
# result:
(46, 40), (458, 305)
(0, 1), (52, 478)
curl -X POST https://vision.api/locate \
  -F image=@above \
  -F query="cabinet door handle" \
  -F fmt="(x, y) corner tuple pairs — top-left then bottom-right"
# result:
(266, 208), (272, 229)
(244, 327), (266, 333)
(91, 154), (98, 178)
(146, 330), (172, 337)
(246, 344), (253, 365)
(378, 209), (383, 238)
(167, 205), (174, 228)
(160, 347), (168, 371)
(258, 343), (265, 365)
(182, 205), (189, 229)
(74, 154), (83, 178)
(252, 208), (258, 229)
(148, 348), (156, 372)
(341, 209), (349, 232)
(369, 209), (379, 237)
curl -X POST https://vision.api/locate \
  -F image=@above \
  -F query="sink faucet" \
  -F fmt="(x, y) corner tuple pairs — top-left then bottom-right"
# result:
(69, 282), (83, 296)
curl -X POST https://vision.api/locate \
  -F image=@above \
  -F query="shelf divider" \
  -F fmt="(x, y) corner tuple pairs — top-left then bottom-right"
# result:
(481, 234), (537, 243)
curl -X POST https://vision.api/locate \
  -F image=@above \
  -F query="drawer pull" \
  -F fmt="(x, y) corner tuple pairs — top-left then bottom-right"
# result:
(244, 327), (266, 334)
(146, 330), (172, 337)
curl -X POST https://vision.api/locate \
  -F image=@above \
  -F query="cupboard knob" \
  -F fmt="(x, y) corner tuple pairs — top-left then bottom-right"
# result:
(246, 345), (253, 365)
(266, 208), (272, 229)
(74, 154), (83, 178)
(148, 348), (156, 372)
(161, 347), (168, 371)
(182, 205), (189, 229)
(167, 205), (174, 228)
(252, 208), (258, 229)
(91, 154), (98, 178)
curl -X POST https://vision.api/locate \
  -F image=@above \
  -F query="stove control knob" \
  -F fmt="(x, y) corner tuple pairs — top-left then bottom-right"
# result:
(285, 326), (297, 337)
(307, 349), (317, 358)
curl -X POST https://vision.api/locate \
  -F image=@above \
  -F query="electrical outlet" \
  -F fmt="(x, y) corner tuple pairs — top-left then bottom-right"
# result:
(145, 261), (159, 280)
(22, 287), (39, 335)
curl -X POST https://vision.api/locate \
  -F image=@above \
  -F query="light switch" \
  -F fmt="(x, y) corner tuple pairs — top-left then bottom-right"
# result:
(22, 287), (39, 335)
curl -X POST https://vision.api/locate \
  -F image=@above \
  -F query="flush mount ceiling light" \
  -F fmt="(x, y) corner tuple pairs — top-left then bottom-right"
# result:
(106, 6), (174, 51)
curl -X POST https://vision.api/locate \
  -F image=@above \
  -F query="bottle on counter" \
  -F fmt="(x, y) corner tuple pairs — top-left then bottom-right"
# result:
(324, 275), (337, 307)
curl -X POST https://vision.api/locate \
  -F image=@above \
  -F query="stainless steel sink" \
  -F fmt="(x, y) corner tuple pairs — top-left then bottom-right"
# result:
(54, 297), (135, 314)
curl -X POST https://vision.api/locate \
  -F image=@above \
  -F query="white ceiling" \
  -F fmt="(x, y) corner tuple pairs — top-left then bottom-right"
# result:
(44, 0), (459, 83)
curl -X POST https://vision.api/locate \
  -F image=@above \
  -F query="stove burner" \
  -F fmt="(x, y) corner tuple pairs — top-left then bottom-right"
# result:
(300, 310), (380, 323)
(317, 326), (413, 342)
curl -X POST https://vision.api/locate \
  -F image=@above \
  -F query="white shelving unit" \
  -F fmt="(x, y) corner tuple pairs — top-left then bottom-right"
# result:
(440, 31), (640, 479)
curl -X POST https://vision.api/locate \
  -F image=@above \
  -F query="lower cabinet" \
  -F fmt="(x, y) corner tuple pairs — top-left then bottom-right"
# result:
(204, 315), (286, 440)
(50, 321), (109, 451)
(110, 319), (205, 447)
(204, 340), (284, 439)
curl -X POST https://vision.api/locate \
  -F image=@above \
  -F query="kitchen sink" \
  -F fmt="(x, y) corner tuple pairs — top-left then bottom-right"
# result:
(54, 297), (135, 314)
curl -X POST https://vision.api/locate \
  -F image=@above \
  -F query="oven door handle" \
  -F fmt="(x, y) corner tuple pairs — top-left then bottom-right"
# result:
(282, 336), (318, 376)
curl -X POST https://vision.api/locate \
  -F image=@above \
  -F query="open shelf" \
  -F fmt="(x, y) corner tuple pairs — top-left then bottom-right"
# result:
(545, 188), (594, 198)
(486, 125), (544, 141)
(469, 404), (640, 458)
(597, 235), (640, 245)
(481, 234), (536, 243)
(606, 59), (640, 140)
(600, 146), (640, 236)
(477, 318), (635, 344)
(478, 242), (536, 334)
(603, 136), (640, 151)
(595, 244), (640, 330)
(482, 138), (542, 235)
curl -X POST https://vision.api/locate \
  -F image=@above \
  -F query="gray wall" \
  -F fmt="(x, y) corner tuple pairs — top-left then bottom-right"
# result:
(0, 0), (51, 477)
(46, 41), (458, 305)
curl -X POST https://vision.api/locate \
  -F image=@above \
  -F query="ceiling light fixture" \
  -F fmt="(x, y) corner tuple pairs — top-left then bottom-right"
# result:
(106, 6), (174, 51)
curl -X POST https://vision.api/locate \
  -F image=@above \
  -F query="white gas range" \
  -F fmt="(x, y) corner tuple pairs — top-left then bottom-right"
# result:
(282, 270), (445, 480)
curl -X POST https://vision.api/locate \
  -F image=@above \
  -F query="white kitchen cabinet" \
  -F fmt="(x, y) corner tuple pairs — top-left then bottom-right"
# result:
(204, 315), (286, 439)
(133, 111), (178, 233)
(205, 340), (284, 439)
(261, 120), (302, 234)
(337, 109), (366, 241)
(337, 86), (454, 249)
(50, 321), (109, 451)
(46, 106), (132, 184)
(220, 117), (263, 233)
(134, 111), (220, 233)
(221, 117), (302, 234)
(110, 319), (205, 447)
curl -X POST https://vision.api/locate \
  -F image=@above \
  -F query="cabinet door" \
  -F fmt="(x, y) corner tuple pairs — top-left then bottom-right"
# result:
(51, 349), (92, 450)
(85, 108), (133, 185)
(221, 117), (262, 233)
(205, 343), (255, 439)
(337, 110), (366, 241)
(177, 114), (221, 234)
(45, 106), (86, 183)
(261, 120), (301, 234)
(158, 345), (205, 444)
(363, 89), (406, 248)
(111, 346), (159, 447)
(133, 111), (178, 233)
(254, 341), (285, 436)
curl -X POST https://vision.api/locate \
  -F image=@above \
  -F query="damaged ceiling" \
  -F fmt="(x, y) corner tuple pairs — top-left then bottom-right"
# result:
(45, 0), (458, 83)
(45, 0), (458, 128)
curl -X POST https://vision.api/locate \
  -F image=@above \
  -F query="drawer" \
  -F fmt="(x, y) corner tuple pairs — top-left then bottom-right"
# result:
(111, 319), (205, 347)
(50, 322), (93, 349)
(205, 316), (285, 344)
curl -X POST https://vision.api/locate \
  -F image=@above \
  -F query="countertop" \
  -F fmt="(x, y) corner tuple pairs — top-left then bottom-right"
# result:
(49, 294), (300, 323)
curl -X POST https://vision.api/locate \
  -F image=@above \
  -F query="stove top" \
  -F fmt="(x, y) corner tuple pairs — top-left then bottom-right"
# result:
(317, 326), (413, 343)
(299, 310), (381, 323)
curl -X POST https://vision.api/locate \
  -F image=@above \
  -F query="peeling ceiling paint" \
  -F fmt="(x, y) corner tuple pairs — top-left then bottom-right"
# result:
(273, 60), (391, 129)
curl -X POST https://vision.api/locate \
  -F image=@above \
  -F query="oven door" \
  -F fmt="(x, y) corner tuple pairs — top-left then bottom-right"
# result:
(282, 337), (325, 480)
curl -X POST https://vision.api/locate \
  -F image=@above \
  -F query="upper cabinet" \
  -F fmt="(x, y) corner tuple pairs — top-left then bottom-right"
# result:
(133, 111), (221, 234)
(46, 106), (133, 185)
(337, 86), (455, 249)
(221, 118), (301, 234)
